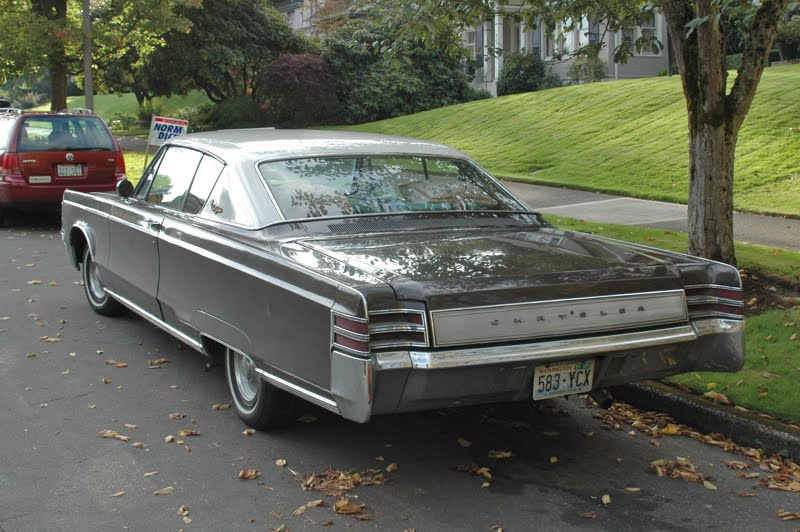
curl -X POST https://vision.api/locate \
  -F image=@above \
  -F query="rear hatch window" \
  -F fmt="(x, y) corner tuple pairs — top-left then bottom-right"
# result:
(17, 116), (118, 184)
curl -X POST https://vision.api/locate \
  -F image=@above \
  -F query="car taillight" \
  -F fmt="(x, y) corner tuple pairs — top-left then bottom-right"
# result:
(331, 308), (430, 354)
(368, 309), (428, 349)
(332, 313), (370, 354)
(0, 152), (22, 182)
(684, 285), (744, 319)
(114, 151), (127, 181)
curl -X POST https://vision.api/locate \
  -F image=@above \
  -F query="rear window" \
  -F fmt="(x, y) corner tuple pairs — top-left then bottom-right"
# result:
(17, 116), (115, 153)
(0, 118), (15, 151)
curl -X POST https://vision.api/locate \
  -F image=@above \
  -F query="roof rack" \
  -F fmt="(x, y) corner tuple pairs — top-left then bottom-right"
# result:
(0, 108), (23, 115)
(59, 108), (93, 115)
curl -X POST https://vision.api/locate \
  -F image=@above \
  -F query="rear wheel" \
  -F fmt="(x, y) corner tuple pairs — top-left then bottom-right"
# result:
(82, 247), (124, 316)
(225, 347), (295, 430)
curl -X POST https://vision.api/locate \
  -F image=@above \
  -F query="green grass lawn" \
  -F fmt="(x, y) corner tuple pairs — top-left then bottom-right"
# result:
(33, 91), (210, 122)
(343, 64), (800, 218)
(548, 215), (800, 424)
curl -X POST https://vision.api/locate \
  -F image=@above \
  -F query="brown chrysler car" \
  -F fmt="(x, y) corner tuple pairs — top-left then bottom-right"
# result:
(61, 129), (744, 430)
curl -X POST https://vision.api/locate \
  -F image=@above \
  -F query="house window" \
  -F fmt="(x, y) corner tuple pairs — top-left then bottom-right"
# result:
(465, 29), (477, 61)
(621, 14), (661, 56)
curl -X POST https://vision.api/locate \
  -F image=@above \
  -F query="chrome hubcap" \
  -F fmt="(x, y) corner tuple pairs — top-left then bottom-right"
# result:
(87, 258), (106, 300)
(233, 352), (258, 403)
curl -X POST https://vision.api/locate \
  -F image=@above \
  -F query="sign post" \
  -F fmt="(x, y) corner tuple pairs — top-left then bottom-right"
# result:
(143, 115), (190, 167)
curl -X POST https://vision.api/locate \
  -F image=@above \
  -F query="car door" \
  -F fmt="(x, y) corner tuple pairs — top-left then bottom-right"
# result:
(105, 146), (202, 318)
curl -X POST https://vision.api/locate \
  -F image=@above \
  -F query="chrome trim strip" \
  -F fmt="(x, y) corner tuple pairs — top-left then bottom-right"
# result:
(430, 290), (688, 348)
(685, 296), (744, 307)
(689, 311), (744, 320)
(333, 326), (370, 342)
(63, 199), (113, 221)
(255, 368), (339, 414)
(684, 284), (743, 292)
(407, 325), (698, 370)
(105, 289), (204, 353)
(332, 311), (368, 323)
(369, 308), (426, 316)
(370, 339), (429, 350)
(369, 323), (426, 334)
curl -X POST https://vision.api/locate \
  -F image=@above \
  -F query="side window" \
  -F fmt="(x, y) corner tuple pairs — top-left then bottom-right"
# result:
(134, 148), (165, 200)
(183, 155), (224, 215)
(145, 147), (203, 210)
(199, 169), (272, 227)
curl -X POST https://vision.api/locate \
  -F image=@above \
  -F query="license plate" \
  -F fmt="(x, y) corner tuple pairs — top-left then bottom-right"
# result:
(533, 359), (595, 400)
(29, 175), (51, 184)
(57, 164), (82, 177)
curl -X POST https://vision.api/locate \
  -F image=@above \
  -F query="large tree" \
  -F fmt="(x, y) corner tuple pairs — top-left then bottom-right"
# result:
(369, 0), (791, 265)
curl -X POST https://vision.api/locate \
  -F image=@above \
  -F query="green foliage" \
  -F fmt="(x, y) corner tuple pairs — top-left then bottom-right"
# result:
(108, 112), (138, 132)
(321, 20), (475, 124)
(775, 15), (800, 60)
(342, 64), (800, 218)
(259, 53), (338, 128)
(725, 54), (743, 70)
(567, 55), (607, 85)
(496, 52), (562, 96)
(142, 0), (308, 104)
(185, 97), (265, 132)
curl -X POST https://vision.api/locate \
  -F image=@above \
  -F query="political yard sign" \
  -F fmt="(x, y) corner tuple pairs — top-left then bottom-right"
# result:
(148, 116), (189, 146)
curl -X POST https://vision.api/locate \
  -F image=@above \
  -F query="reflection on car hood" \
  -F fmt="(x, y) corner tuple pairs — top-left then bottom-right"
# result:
(294, 226), (700, 308)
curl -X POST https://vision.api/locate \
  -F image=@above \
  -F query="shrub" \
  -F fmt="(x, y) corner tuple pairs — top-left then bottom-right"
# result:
(258, 53), (339, 128)
(725, 54), (743, 70)
(14, 91), (44, 109)
(186, 97), (266, 132)
(108, 112), (138, 132)
(322, 20), (475, 124)
(567, 55), (607, 84)
(775, 16), (800, 60)
(496, 52), (562, 96)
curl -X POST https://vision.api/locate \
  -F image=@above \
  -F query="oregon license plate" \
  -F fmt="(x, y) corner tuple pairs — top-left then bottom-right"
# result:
(533, 359), (595, 400)
(57, 164), (82, 177)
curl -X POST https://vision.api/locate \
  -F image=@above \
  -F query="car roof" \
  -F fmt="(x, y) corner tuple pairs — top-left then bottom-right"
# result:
(168, 129), (469, 162)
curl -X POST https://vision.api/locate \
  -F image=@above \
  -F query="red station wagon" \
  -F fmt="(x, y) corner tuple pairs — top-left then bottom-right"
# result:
(0, 109), (126, 224)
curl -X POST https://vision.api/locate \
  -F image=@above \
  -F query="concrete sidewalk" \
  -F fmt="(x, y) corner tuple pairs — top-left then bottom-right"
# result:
(505, 181), (800, 252)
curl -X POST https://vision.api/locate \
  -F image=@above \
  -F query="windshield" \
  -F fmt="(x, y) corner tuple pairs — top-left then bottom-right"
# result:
(18, 116), (115, 152)
(258, 156), (525, 220)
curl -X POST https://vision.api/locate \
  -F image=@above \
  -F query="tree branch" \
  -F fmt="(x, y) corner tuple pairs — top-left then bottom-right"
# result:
(727, 0), (790, 131)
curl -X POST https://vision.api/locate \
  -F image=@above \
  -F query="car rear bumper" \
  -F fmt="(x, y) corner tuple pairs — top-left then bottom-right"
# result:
(0, 182), (116, 207)
(330, 318), (744, 423)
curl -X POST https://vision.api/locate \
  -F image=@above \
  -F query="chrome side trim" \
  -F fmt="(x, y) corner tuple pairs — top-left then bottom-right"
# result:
(407, 325), (698, 370)
(370, 339), (428, 350)
(691, 316), (745, 330)
(330, 350), (373, 423)
(430, 290), (688, 348)
(105, 288), (204, 353)
(369, 323), (426, 334)
(374, 351), (413, 370)
(254, 368), (340, 414)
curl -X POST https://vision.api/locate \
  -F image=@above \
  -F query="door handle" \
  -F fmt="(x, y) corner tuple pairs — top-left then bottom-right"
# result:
(148, 221), (162, 231)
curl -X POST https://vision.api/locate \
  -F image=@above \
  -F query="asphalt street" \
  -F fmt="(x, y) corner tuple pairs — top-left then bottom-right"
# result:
(1, 215), (798, 531)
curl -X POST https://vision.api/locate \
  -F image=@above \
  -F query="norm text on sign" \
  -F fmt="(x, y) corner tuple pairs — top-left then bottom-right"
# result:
(148, 116), (189, 146)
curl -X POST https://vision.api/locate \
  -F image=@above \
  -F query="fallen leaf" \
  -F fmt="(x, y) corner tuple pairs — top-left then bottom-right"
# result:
(488, 450), (514, 459)
(703, 391), (731, 405)
(243, 428), (255, 436)
(790, 333), (798, 342)
(475, 466), (492, 479)
(27, 280), (42, 285)
(625, 487), (641, 492)
(661, 423), (683, 435)
(26, 352), (36, 358)
(386, 463), (399, 472)
(131, 442), (146, 449)
(292, 505), (307, 516)
(375, 456), (384, 461)
(211, 403), (230, 410)
(111, 491), (125, 498)
(601, 494), (611, 506)
(168, 412), (185, 420)
(154, 486), (175, 496)
(87, 404), (96, 409)
(481, 481), (491, 488)
(703, 481), (717, 490)
(550, 456), (558, 464)
(238, 469), (262, 480)
(354, 514), (373, 521)
(306, 500), (325, 507)
(41, 336), (62, 343)
(164, 435), (175, 443)
(97, 429), (130, 442)
(115, 362), (128, 368)
(101, 378), (112, 384)
(182, 517), (192, 524)
(124, 423), (137, 429)
(737, 491), (756, 497)
(275, 459), (287, 467)
(777, 510), (800, 521)
(457, 437), (472, 448)
(334, 499), (365, 515)
(61, 369), (70, 375)
(144, 471), (158, 477)
(177, 429), (199, 437)
(578, 511), (597, 519)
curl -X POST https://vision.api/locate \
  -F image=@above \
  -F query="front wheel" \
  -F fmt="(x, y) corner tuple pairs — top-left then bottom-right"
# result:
(82, 247), (124, 316)
(225, 348), (295, 430)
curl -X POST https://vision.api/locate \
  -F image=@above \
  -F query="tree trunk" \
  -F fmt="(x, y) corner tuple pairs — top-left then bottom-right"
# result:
(31, 0), (69, 111)
(687, 122), (737, 263)
(50, 47), (68, 111)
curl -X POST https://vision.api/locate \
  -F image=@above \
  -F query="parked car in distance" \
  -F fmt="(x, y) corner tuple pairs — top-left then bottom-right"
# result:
(61, 129), (744, 430)
(0, 97), (12, 108)
(0, 109), (125, 225)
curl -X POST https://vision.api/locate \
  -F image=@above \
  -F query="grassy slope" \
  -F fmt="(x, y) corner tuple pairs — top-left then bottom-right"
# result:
(32, 91), (210, 121)
(344, 64), (800, 217)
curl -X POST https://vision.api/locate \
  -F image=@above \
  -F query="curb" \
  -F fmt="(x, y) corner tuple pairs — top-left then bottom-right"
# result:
(611, 380), (800, 458)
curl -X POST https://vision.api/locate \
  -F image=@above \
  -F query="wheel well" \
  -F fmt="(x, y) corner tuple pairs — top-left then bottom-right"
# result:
(200, 335), (227, 365)
(69, 227), (88, 269)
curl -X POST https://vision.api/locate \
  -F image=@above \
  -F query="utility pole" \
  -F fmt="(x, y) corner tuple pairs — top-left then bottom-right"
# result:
(82, 0), (94, 111)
